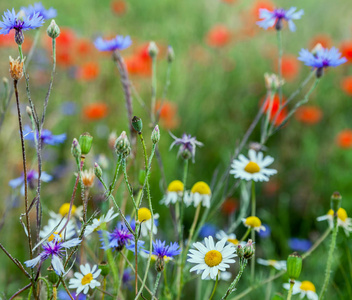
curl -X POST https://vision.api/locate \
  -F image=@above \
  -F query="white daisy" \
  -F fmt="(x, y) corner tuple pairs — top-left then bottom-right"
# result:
(185, 181), (211, 208)
(40, 212), (76, 242)
(204, 271), (232, 281)
(215, 230), (245, 247)
(257, 258), (286, 270)
(68, 263), (101, 295)
(230, 149), (277, 182)
(317, 208), (352, 236)
(137, 207), (159, 237)
(242, 216), (266, 232)
(84, 207), (118, 236)
(283, 280), (318, 300)
(187, 236), (237, 280)
(160, 180), (184, 206)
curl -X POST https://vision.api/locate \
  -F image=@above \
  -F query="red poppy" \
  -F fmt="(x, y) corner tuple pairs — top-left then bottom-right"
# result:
(221, 198), (238, 215)
(155, 100), (179, 130)
(275, 54), (300, 81)
(125, 44), (152, 76)
(309, 34), (332, 49)
(0, 31), (15, 48)
(336, 129), (352, 149)
(206, 25), (231, 48)
(83, 103), (108, 120)
(262, 94), (288, 126)
(251, 0), (275, 18)
(111, 0), (127, 15)
(53, 28), (76, 67)
(76, 62), (100, 81)
(340, 41), (352, 63)
(295, 106), (323, 125)
(341, 76), (352, 96)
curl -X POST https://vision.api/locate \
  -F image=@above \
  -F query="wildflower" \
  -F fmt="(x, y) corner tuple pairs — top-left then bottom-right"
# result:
(262, 94), (288, 127)
(46, 19), (60, 39)
(230, 149), (277, 182)
(148, 41), (159, 57)
(85, 208), (119, 236)
(187, 236), (237, 280)
(340, 41), (352, 63)
(264, 73), (284, 91)
(288, 238), (312, 252)
(137, 207), (159, 237)
(199, 224), (218, 239)
(257, 258), (286, 270)
(257, 7), (304, 31)
(278, 54), (300, 81)
(21, 3), (57, 20)
(221, 198), (238, 215)
(81, 169), (95, 188)
(186, 181), (211, 208)
(204, 271), (232, 281)
(111, 0), (127, 16)
(76, 62), (100, 81)
(310, 34), (332, 49)
(114, 131), (131, 157)
(9, 56), (24, 80)
(283, 280), (318, 300)
(126, 239), (145, 254)
(69, 264), (101, 295)
(336, 129), (352, 149)
(206, 25), (231, 48)
(24, 237), (81, 275)
(100, 223), (133, 251)
(83, 103), (108, 120)
(155, 100), (179, 130)
(40, 212), (76, 242)
(59, 203), (78, 217)
(57, 290), (86, 300)
(23, 125), (66, 145)
(298, 47), (347, 77)
(160, 180), (184, 206)
(215, 230), (242, 246)
(242, 216), (266, 232)
(317, 208), (352, 236)
(94, 35), (132, 52)
(295, 106), (323, 125)
(341, 76), (352, 96)
(258, 224), (271, 238)
(0, 9), (44, 44)
(251, 1), (275, 18)
(145, 240), (181, 271)
(9, 169), (52, 195)
(169, 132), (203, 162)
(151, 125), (160, 144)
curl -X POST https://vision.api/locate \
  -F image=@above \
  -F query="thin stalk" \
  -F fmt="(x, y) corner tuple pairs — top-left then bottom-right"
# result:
(122, 158), (138, 211)
(287, 280), (294, 300)
(209, 275), (219, 300)
(261, 91), (274, 144)
(277, 30), (283, 106)
(239, 228), (251, 243)
(222, 260), (248, 299)
(9, 283), (32, 300)
(183, 203), (202, 262)
(265, 268), (275, 300)
(0, 242), (31, 278)
(152, 272), (162, 299)
(250, 180), (256, 282)
(106, 156), (122, 204)
(60, 278), (74, 300)
(151, 56), (157, 123)
(155, 62), (172, 125)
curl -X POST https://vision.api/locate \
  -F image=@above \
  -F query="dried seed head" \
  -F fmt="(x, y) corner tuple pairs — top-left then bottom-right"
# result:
(9, 56), (24, 80)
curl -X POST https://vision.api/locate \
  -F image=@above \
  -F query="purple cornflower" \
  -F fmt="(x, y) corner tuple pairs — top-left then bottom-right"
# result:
(21, 3), (57, 20)
(9, 169), (52, 195)
(257, 7), (304, 32)
(94, 35), (132, 52)
(100, 224), (133, 251)
(169, 132), (203, 163)
(0, 9), (44, 44)
(288, 238), (312, 252)
(150, 240), (181, 258)
(24, 237), (81, 275)
(298, 47), (347, 77)
(23, 125), (66, 146)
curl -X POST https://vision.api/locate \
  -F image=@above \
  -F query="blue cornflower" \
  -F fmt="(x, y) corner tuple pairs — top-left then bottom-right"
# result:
(100, 224), (134, 251)
(23, 125), (66, 145)
(126, 239), (145, 254)
(0, 9), (44, 44)
(257, 7), (304, 32)
(94, 35), (132, 52)
(21, 3), (57, 20)
(298, 47), (347, 77)
(57, 290), (86, 300)
(288, 238), (312, 252)
(258, 224), (271, 238)
(169, 132), (203, 163)
(24, 237), (81, 275)
(199, 223), (218, 239)
(9, 169), (52, 195)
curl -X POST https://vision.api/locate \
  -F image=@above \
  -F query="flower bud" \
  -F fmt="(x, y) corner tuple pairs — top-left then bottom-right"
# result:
(237, 245), (244, 259)
(156, 256), (165, 272)
(2, 77), (8, 86)
(181, 148), (192, 161)
(47, 19), (60, 39)
(264, 73), (284, 92)
(330, 191), (342, 214)
(94, 162), (103, 179)
(243, 239), (255, 260)
(99, 261), (110, 277)
(115, 131), (131, 157)
(15, 31), (24, 45)
(79, 132), (93, 156)
(167, 46), (175, 63)
(9, 56), (24, 80)
(148, 41), (159, 58)
(71, 138), (81, 160)
(47, 266), (59, 284)
(26, 106), (32, 117)
(287, 252), (302, 280)
(151, 125), (160, 144)
(132, 116), (143, 133)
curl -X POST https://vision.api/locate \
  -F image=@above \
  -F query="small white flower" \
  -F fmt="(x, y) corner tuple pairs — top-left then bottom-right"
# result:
(160, 180), (184, 206)
(242, 216), (266, 232)
(137, 207), (159, 237)
(257, 258), (286, 271)
(215, 230), (245, 247)
(186, 181), (211, 208)
(187, 236), (237, 280)
(317, 208), (352, 236)
(203, 271), (232, 281)
(283, 280), (318, 300)
(40, 212), (76, 242)
(85, 207), (118, 236)
(69, 263), (101, 295)
(230, 149), (277, 182)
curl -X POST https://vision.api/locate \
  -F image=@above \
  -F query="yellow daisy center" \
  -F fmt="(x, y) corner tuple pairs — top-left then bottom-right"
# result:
(268, 260), (277, 267)
(300, 281), (316, 292)
(245, 216), (262, 228)
(227, 238), (239, 245)
(327, 208), (348, 222)
(81, 273), (93, 285)
(138, 208), (152, 222)
(167, 180), (184, 192)
(244, 161), (261, 174)
(59, 203), (76, 217)
(191, 181), (211, 195)
(48, 232), (61, 242)
(204, 250), (222, 267)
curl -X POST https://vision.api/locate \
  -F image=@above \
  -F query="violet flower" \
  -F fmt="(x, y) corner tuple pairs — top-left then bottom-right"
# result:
(94, 35), (132, 52)
(9, 169), (52, 195)
(257, 7), (304, 31)
(21, 3), (57, 20)
(169, 132), (203, 163)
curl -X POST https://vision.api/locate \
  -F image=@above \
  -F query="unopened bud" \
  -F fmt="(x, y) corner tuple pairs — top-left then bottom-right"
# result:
(167, 46), (175, 63)
(264, 73), (284, 92)
(94, 162), (103, 179)
(99, 261), (110, 277)
(115, 131), (131, 157)
(181, 149), (192, 161)
(2, 77), (8, 85)
(26, 106), (32, 117)
(243, 239), (255, 260)
(47, 19), (60, 39)
(132, 116), (143, 133)
(9, 56), (24, 80)
(156, 256), (164, 272)
(148, 41), (159, 58)
(71, 138), (81, 160)
(79, 132), (93, 156)
(330, 191), (342, 214)
(237, 245), (244, 259)
(15, 30), (24, 45)
(151, 125), (160, 144)
(287, 252), (302, 280)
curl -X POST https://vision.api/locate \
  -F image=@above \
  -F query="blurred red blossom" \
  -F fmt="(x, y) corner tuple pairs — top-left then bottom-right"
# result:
(155, 100), (180, 130)
(221, 198), (238, 215)
(295, 106), (323, 125)
(111, 0), (127, 15)
(206, 25), (231, 48)
(336, 129), (352, 149)
(76, 62), (100, 81)
(341, 76), (352, 96)
(340, 41), (352, 63)
(262, 94), (288, 127)
(83, 103), (108, 120)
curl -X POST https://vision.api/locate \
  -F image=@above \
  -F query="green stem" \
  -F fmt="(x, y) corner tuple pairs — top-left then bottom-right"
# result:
(319, 216), (339, 299)
(209, 274), (219, 300)
(183, 204), (202, 262)
(277, 30), (283, 106)
(261, 91), (274, 144)
(222, 260), (248, 299)
(151, 56), (157, 123)
(103, 232), (119, 293)
(265, 268), (275, 300)
(286, 280), (294, 300)
(122, 158), (138, 211)
(250, 180), (256, 282)
(101, 276), (106, 300)
(106, 156), (122, 203)
(152, 272), (162, 299)
(239, 228), (251, 243)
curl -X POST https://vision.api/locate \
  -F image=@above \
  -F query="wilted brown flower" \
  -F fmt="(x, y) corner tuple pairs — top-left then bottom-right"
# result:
(9, 56), (24, 80)
(81, 169), (95, 188)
